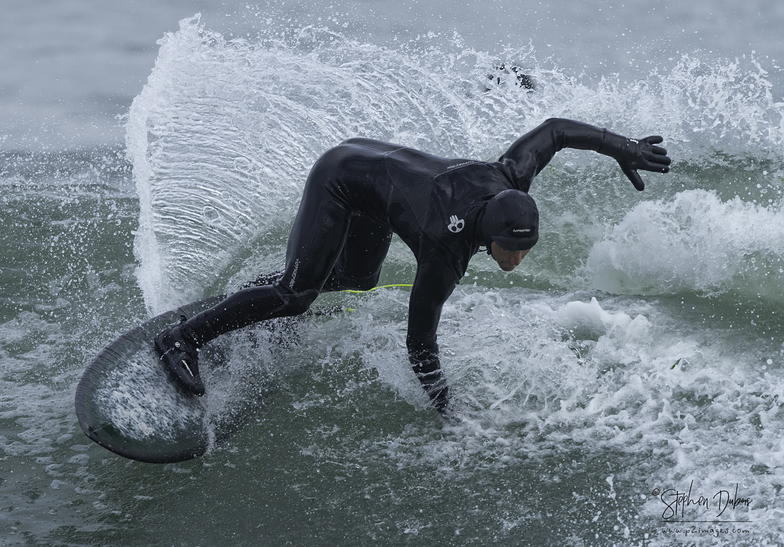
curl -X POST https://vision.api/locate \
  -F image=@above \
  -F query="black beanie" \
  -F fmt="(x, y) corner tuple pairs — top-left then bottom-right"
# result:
(481, 189), (539, 251)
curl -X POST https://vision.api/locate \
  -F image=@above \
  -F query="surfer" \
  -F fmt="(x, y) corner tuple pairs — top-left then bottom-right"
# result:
(155, 118), (671, 414)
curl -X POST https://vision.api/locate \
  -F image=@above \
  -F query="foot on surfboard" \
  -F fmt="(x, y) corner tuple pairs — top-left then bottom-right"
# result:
(154, 323), (205, 396)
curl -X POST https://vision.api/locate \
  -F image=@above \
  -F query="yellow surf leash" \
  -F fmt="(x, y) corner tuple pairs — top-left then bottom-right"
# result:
(340, 283), (413, 312)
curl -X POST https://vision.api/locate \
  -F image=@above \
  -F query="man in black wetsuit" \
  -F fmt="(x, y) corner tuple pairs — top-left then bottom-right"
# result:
(155, 118), (671, 414)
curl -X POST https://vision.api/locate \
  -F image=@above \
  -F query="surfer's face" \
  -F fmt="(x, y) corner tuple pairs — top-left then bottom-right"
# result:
(490, 242), (530, 271)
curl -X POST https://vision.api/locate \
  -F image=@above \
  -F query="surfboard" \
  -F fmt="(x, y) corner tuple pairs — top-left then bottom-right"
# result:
(75, 296), (227, 463)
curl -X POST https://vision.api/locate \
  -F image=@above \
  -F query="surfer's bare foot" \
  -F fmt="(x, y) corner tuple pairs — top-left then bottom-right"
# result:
(154, 324), (205, 396)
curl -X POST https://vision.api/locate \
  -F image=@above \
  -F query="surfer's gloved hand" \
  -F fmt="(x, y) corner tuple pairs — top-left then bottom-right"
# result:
(600, 133), (672, 191)
(412, 365), (450, 414)
(154, 322), (205, 396)
(430, 383), (450, 414)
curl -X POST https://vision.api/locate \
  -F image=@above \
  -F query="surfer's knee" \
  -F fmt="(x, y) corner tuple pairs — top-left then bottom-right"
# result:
(274, 284), (318, 316)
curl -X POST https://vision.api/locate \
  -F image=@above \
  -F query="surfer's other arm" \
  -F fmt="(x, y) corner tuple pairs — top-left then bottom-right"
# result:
(405, 261), (458, 414)
(498, 118), (672, 191)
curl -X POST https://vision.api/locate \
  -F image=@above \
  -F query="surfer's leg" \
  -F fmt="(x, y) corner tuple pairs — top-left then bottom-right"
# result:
(244, 198), (393, 294)
(323, 216), (393, 292)
(185, 166), (357, 341)
(245, 142), (394, 292)
(154, 200), (352, 394)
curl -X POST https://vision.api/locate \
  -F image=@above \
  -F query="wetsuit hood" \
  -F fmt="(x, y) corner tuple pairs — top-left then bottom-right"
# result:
(480, 189), (538, 251)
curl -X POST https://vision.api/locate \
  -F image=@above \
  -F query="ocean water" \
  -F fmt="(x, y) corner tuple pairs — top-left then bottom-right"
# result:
(3, 1), (784, 545)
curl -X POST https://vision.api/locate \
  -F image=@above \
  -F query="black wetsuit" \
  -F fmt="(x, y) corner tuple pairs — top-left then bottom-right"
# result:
(177, 118), (671, 408)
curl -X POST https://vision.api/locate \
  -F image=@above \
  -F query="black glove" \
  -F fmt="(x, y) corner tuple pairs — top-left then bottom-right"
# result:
(413, 364), (458, 423)
(601, 134), (671, 191)
(412, 363), (450, 414)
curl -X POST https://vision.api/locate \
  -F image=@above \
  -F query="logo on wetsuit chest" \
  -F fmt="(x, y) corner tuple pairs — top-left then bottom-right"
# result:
(447, 215), (465, 233)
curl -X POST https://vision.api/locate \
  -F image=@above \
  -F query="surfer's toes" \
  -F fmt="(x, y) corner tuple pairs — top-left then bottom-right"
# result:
(154, 325), (205, 396)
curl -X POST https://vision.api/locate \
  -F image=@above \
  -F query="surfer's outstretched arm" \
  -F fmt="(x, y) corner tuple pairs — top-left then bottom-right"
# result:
(498, 118), (672, 191)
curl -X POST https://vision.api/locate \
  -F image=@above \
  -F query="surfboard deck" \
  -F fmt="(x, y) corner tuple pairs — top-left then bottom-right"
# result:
(75, 296), (227, 463)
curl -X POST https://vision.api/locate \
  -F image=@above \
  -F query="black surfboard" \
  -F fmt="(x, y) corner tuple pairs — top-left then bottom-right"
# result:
(75, 296), (227, 463)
